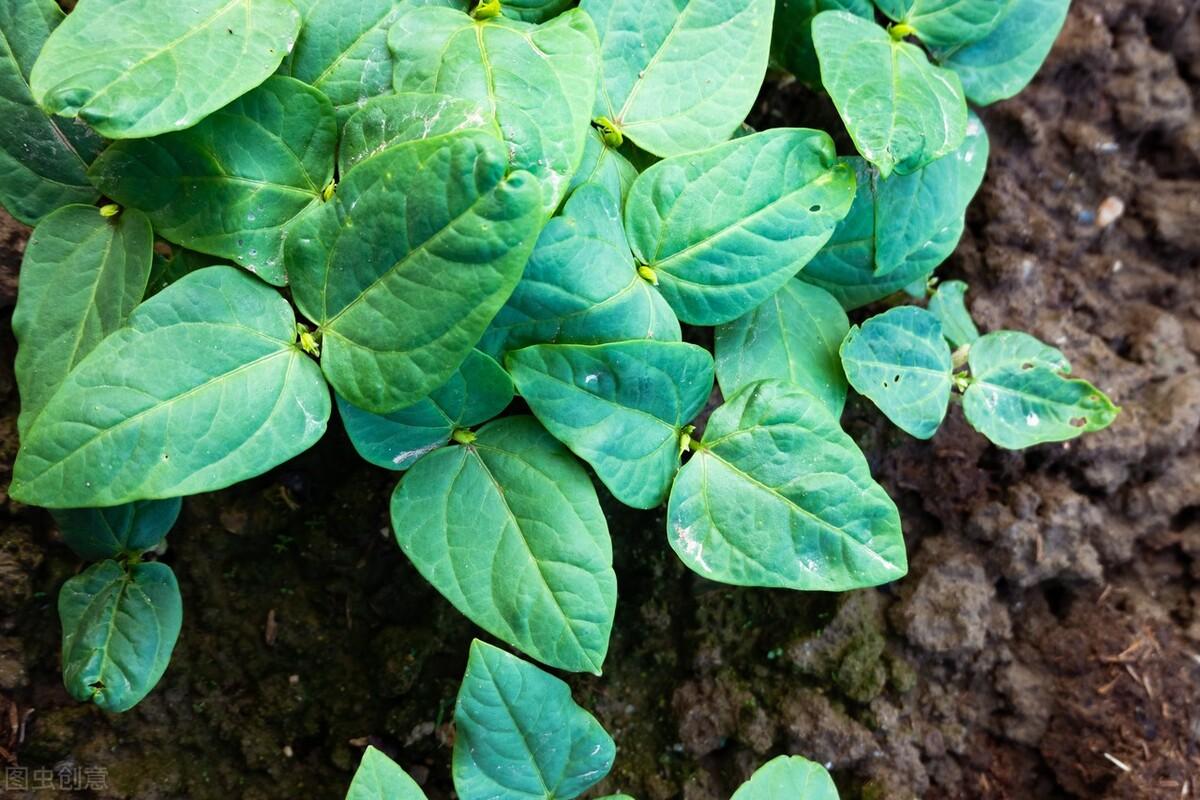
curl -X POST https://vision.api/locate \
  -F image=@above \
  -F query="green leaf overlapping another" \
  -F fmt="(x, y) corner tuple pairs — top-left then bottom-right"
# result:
(53, 498), (182, 561)
(732, 755), (840, 800)
(337, 91), (493, 176)
(566, 127), (638, 210)
(287, 131), (543, 414)
(668, 380), (906, 590)
(90, 76), (337, 286)
(508, 341), (714, 509)
(499, 0), (575, 23)
(391, 417), (616, 674)
(29, 0), (301, 139)
(927, 279), (980, 348)
(874, 0), (1008, 48)
(347, 747), (428, 800)
(770, 0), (873, 87)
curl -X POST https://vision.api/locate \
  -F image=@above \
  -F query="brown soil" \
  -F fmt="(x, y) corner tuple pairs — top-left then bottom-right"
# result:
(1, 1), (1198, 798)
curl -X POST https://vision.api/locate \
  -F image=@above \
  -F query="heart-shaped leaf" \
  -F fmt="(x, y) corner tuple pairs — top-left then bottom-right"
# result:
(731, 755), (839, 800)
(874, 0), (1008, 48)
(391, 417), (616, 673)
(507, 341), (714, 509)
(668, 380), (906, 590)
(338, 92), (493, 175)
(566, 128), (638, 210)
(453, 640), (615, 800)
(53, 498), (182, 561)
(771, 0), (873, 87)
(347, 746), (428, 800)
(30, 0), (301, 139)
(927, 279), (979, 348)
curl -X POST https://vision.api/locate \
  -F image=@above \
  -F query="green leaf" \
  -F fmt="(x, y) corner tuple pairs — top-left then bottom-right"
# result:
(771, 0), (873, 86)
(566, 127), (638, 210)
(338, 350), (513, 470)
(500, 0), (575, 23)
(625, 129), (856, 325)
(840, 306), (953, 439)
(715, 280), (850, 418)
(337, 92), (493, 176)
(507, 341), (714, 509)
(11, 266), (331, 508)
(0, 0), (103, 225)
(479, 183), (680, 360)
(59, 560), (182, 713)
(346, 746), (428, 800)
(731, 755), (839, 800)
(391, 417), (616, 673)
(52, 498), (182, 561)
(927, 279), (979, 348)
(286, 132), (542, 414)
(29, 0), (301, 139)
(13, 205), (154, 438)
(89, 76), (336, 286)
(581, 0), (773, 157)
(962, 331), (1119, 449)
(668, 380), (906, 590)
(938, 0), (1070, 105)
(812, 11), (967, 177)
(874, 0), (1008, 48)
(453, 639), (615, 799)
(389, 6), (599, 214)
(146, 247), (222, 299)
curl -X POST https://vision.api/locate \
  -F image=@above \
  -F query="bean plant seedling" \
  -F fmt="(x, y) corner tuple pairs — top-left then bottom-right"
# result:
(1, 0), (1113, 794)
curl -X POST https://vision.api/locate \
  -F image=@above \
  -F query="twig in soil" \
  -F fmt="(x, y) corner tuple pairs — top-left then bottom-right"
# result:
(265, 608), (278, 646)
(1097, 584), (1113, 606)
(1103, 752), (1132, 772)
(18, 709), (31, 745)
(1100, 635), (1150, 664)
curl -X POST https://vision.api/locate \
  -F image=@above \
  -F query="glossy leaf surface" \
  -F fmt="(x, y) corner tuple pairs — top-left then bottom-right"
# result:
(337, 91), (493, 175)
(874, 0), (1008, 48)
(53, 498), (182, 561)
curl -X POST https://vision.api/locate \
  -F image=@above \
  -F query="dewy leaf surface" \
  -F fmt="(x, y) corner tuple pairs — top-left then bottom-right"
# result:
(715, 280), (850, 417)
(927, 279), (980, 348)
(347, 746), (428, 800)
(624, 129), (856, 325)
(59, 560), (182, 713)
(287, 132), (542, 414)
(13, 205), (154, 437)
(389, 6), (599, 214)
(0, 0), (104, 225)
(812, 11), (966, 177)
(453, 640), (616, 800)
(29, 0), (301, 139)
(11, 267), (331, 508)
(338, 91), (494, 175)
(338, 350), (513, 470)
(840, 306), (953, 439)
(874, 0), (1008, 48)
(963, 330), (1119, 448)
(479, 183), (680, 360)
(581, 0), (773, 157)
(507, 341), (714, 509)
(731, 755), (840, 800)
(53, 498), (182, 561)
(89, 76), (336, 286)
(668, 380), (906, 590)
(390, 417), (616, 674)
(770, 0), (872, 87)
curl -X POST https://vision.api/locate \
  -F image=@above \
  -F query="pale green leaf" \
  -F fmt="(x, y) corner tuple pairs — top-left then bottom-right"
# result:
(391, 417), (616, 673)
(927, 279), (979, 348)
(668, 380), (906, 590)
(566, 127), (638, 210)
(507, 341), (714, 509)
(346, 746), (428, 800)
(581, 0), (773, 157)
(11, 267), (331, 508)
(337, 91), (493, 175)
(30, 0), (301, 139)
(59, 560), (182, 712)
(840, 306), (953, 439)
(874, 0), (1008, 48)
(625, 129), (856, 325)
(715, 279), (850, 417)
(53, 498), (182, 561)
(731, 755), (839, 800)
(453, 639), (615, 800)
(771, 0), (872, 86)
(89, 76), (336, 286)
(286, 132), (543, 414)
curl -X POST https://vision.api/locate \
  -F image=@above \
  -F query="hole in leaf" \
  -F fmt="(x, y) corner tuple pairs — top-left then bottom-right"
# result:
(89, 680), (105, 689)
(809, 204), (822, 212)
(1069, 417), (1087, 428)
(1021, 362), (1034, 370)
(893, 374), (901, 382)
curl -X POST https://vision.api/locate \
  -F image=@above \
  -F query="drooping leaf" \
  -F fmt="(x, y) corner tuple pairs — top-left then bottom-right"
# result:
(0, 0), (104, 225)
(731, 755), (840, 800)
(927, 279), (979, 348)
(453, 639), (615, 800)
(53, 498), (182, 561)
(338, 350), (513, 470)
(937, 0), (1070, 106)
(667, 380), (906, 590)
(500, 0), (575, 23)
(13, 204), (154, 437)
(287, 132), (543, 414)
(346, 746), (428, 800)
(146, 247), (223, 298)
(337, 91), (493, 175)
(59, 560), (182, 713)
(840, 306), (953, 439)
(89, 76), (336, 285)
(29, 0), (301, 139)
(479, 183), (680, 360)
(389, 6), (599, 214)
(962, 331), (1119, 449)
(507, 341), (714, 509)
(566, 127), (638, 210)
(580, 0), (773, 157)
(391, 417), (616, 673)
(771, 0), (873, 86)
(874, 0), (1008, 48)
(11, 267), (331, 508)
(715, 280), (850, 417)
(625, 129), (856, 325)
(812, 10), (967, 177)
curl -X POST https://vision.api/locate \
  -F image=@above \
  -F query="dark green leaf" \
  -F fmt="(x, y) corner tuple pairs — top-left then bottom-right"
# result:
(566, 128), (638, 210)
(146, 247), (223, 299)
(771, 0), (873, 86)
(53, 498), (182, 561)
(337, 92), (493, 176)
(927, 279), (979, 348)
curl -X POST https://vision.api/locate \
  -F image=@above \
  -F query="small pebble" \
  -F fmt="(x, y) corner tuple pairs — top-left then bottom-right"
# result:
(1097, 196), (1125, 227)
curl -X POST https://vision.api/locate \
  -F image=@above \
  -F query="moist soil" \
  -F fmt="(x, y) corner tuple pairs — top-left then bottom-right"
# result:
(2, 1), (1199, 797)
